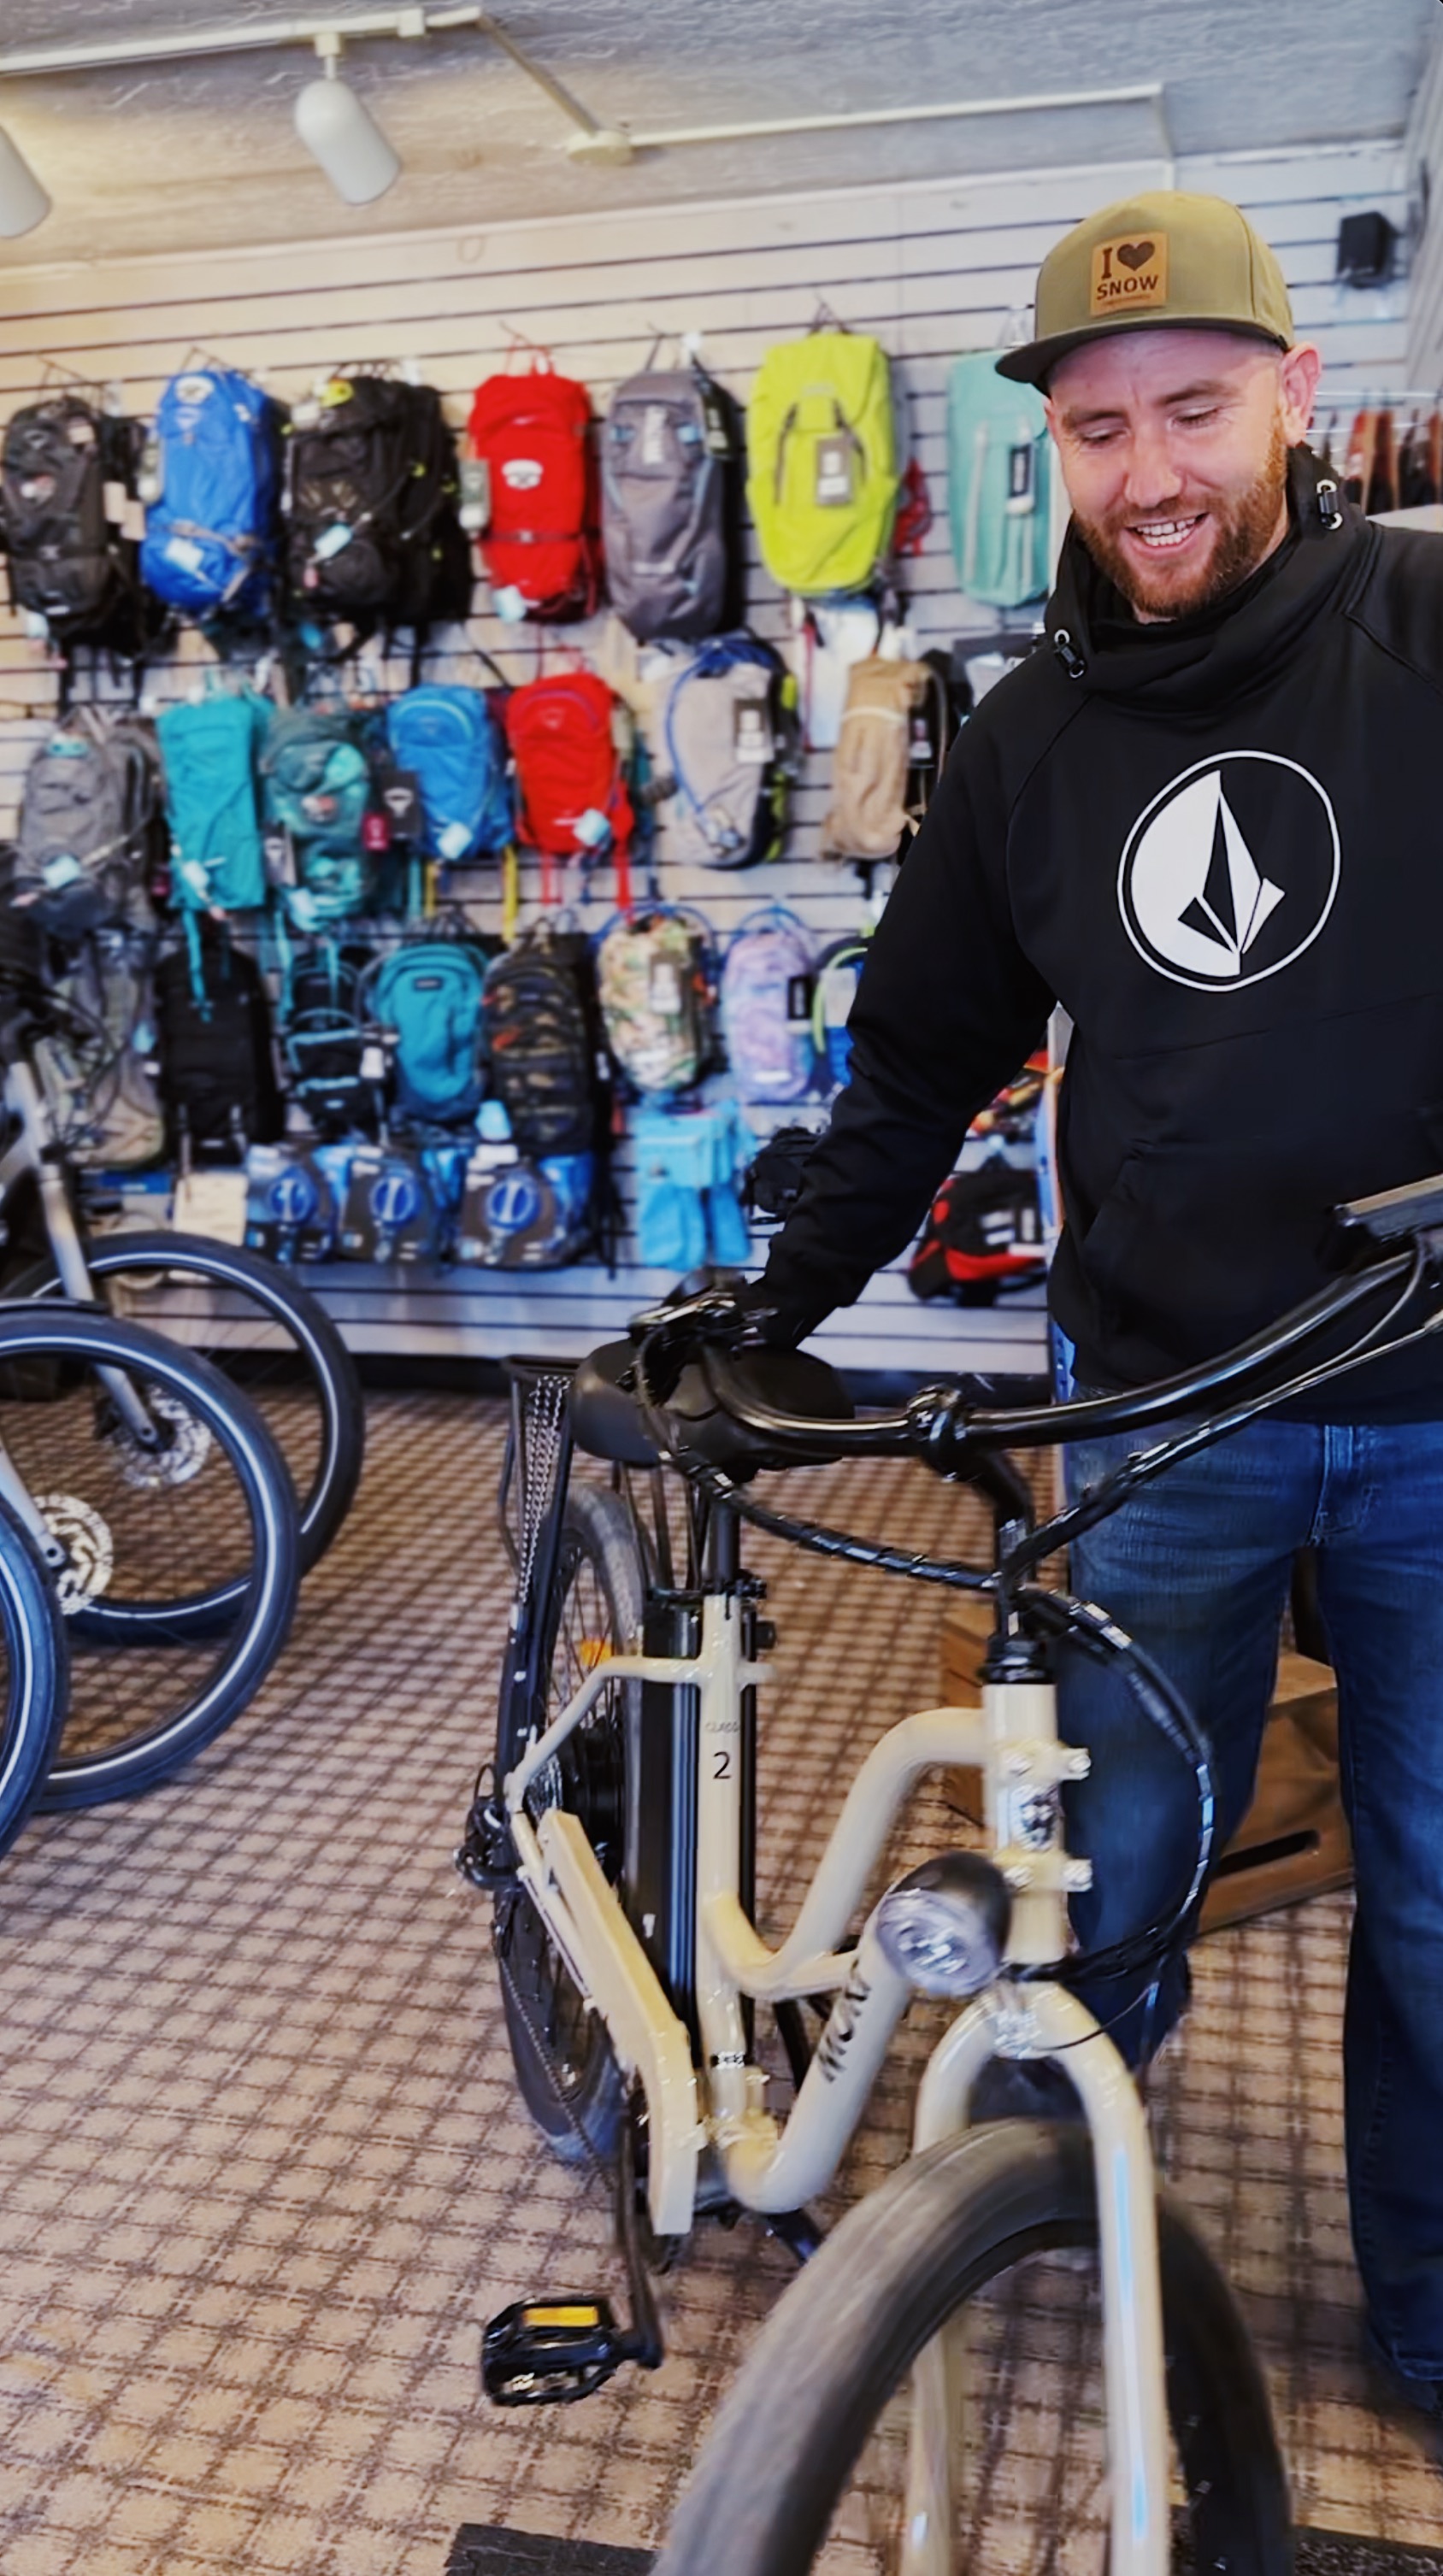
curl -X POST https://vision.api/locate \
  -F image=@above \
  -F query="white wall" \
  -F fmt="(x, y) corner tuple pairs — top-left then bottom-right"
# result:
(1405, 22), (1443, 391)
(0, 135), (1411, 1368)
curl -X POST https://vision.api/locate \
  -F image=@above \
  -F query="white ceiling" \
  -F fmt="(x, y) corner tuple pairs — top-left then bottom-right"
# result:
(0, 0), (1434, 269)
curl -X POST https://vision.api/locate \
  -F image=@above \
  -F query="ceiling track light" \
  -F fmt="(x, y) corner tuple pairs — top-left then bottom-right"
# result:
(294, 32), (402, 207)
(0, 123), (49, 238)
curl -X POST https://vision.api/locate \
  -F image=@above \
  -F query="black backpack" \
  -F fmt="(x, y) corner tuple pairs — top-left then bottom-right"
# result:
(0, 395), (153, 659)
(908, 1155), (1045, 1307)
(282, 372), (471, 639)
(280, 941), (379, 1138)
(480, 926), (608, 1161)
(153, 926), (285, 1166)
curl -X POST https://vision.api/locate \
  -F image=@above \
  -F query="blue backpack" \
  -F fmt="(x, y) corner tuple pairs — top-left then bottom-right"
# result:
(261, 708), (375, 928)
(368, 939), (492, 1127)
(141, 368), (281, 622)
(384, 685), (513, 865)
(157, 692), (270, 914)
(945, 352), (1051, 609)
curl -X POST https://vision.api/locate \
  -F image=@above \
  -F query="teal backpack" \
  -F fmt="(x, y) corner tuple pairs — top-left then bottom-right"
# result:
(368, 939), (494, 1128)
(156, 692), (270, 914)
(945, 353), (1052, 609)
(261, 707), (374, 928)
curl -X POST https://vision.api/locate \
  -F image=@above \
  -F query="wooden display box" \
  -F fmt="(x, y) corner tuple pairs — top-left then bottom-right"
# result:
(936, 1599), (1352, 1932)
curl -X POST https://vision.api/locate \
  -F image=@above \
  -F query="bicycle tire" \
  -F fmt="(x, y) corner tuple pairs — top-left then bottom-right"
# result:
(656, 2121), (1290, 2576)
(0, 1305), (303, 1808)
(0, 1496), (69, 1861)
(495, 1479), (645, 2170)
(14, 1232), (364, 1588)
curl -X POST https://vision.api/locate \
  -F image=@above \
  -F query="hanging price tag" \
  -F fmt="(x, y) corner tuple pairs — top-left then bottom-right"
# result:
(814, 434), (853, 507)
(733, 696), (773, 763)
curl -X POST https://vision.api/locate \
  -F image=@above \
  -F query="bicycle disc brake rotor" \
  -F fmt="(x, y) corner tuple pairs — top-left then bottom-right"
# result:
(34, 1492), (115, 1615)
(107, 1389), (213, 1491)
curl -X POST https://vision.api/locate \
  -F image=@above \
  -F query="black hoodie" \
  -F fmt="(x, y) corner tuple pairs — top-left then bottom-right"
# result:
(762, 449), (1443, 1417)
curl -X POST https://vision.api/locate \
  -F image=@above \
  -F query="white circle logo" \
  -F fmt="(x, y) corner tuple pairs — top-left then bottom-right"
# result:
(1117, 751), (1340, 991)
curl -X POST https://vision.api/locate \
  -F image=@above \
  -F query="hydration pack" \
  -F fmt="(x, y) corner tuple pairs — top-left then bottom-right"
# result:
(152, 923), (284, 1166)
(140, 368), (283, 624)
(718, 907), (816, 1105)
(822, 655), (945, 862)
(15, 710), (162, 943)
(369, 938), (493, 1128)
(156, 691), (270, 914)
(32, 934), (165, 1171)
(597, 908), (713, 1097)
(455, 1139), (596, 1270)
(0, 394), (151, 656)
(908, 1155), (1046, 1305)
(261, 707), (375, 926)
(657, 632), (796, 869)
(338, 1143), (445, 1264)
(283, 371), (471, 636)
(481, 926), (606, 1161)
(601, 361), (741, 642)
(504, 670), (633, 905)
(746, 331), (899, 597)
(244, 1142), (339, 1262)
(383, 684), (513, 864)
(468, 358), (600, 622)
(630, 1098), (751, 1272)
(280, 942), (376, 1138)
(810, 932), (869, 1094)
(945, 353), (1052, 609)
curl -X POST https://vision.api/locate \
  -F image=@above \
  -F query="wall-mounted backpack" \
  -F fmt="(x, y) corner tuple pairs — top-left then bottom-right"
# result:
(156, 691), (270, 915)
(369, 938), (495, 1128)
(630, 1098), (751, 1271)
(283, 371), (470, 635)
(15, 710), (162, 943)
(152, 920), (284, 1167)
(946, 353), (1051, 609)
(745, 330), (899, 597)
(384, 684), (513, 864)
(32, 936), (166, 1172)
(481, 926), (607, 1162)
(279, 941), (377, 1138)
(656, 632), (797, 869)
(821, 654), (945, 862)
(718, 906), (816, 1105)
(597, 908), (713, 1097)
(0, 394), (152, 657)
(140, 368), (283, 624)
(810, 932), (869, 1094)
(908, 1154), (1046, 1305)
(468, 358), (600, 622)
(504, 670), (633, 906)
(261, 707), (375, 928)
(601, 360), (742, 642)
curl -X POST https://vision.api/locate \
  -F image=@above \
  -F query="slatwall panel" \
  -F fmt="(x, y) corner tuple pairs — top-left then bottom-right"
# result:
(0, 138), (1411, 1371)
(1405, 28), (1443, 392)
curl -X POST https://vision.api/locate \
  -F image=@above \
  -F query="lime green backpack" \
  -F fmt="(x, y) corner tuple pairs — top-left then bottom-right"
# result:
(745, 330), (899, 596)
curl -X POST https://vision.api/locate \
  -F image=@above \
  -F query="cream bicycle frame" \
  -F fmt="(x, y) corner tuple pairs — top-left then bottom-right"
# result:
(503, 1584), (1171, 2576)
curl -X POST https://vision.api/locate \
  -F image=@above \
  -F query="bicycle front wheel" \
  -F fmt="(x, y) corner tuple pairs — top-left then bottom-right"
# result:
(656, 2121), (1289, 2576)
(0, 1497), (69, 1861)
(15, 1231), (365, 1591)
(0, 1304), (303, 1809)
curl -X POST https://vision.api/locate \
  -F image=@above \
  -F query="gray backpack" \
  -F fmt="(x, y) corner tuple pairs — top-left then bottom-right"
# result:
(15, 710), (161, 944)
(33, 935), (165, 1169)
(655, 632), (798, 869)
(600, 362), (742, 642)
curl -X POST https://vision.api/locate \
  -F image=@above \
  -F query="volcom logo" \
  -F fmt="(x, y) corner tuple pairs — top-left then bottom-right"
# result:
(1117, 751), (1340, 991)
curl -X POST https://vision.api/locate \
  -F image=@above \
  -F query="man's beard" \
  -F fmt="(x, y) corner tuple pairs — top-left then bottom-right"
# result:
(1075, 418), (1290, 620)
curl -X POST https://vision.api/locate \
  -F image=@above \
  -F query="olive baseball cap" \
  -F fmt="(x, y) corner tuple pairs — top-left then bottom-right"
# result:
(996, 190), (1294, 387)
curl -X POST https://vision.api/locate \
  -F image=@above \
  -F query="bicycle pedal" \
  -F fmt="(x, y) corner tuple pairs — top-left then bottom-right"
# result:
(481, 2297), (642, 2406)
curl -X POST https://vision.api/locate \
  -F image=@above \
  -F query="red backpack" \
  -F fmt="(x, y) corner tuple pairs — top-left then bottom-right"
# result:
(468, 358), (601, 622)
(504, 670), (634, 906)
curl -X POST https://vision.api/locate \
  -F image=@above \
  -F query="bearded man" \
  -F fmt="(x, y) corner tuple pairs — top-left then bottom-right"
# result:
(752, 192), (1443, 2419)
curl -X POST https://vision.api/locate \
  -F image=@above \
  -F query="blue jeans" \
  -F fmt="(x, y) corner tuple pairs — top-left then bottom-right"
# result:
(1061, 1414), (1443, 2385)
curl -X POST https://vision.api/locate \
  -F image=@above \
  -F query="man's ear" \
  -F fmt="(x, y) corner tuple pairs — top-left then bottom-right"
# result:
(1280, 341), (1322, 444)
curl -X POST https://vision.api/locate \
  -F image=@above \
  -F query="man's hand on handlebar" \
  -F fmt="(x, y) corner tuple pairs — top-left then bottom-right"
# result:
(628, 1275), (778, 1404)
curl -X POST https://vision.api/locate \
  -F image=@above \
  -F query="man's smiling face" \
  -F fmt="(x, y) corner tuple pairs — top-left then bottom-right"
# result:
(1044, 326), (1322, 620)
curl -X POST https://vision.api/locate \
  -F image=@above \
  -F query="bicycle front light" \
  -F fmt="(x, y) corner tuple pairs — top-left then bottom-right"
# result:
(873, 1852), (1012, 1997)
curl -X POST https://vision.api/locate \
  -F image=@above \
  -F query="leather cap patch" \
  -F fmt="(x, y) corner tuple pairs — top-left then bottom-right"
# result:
(1089, 232), (1169, 316)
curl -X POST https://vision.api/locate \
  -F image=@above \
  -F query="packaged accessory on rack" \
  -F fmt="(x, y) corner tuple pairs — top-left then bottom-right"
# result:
(945, 353), (1051, 609)
(15, 709), (163, 942)
(383, 683), (514, 865)
(821, 653), (944, 862)
(261, 705), (377, 926)
(1, 391), (155, 662)
(654, 632), (797, 868)
(157, 690), (271, 915)
(718, 905), (816, 1105)
(601, 357), (743, 642)
(337, 1141), (445, 1264)
(244, 1140), (339, 1263)
(596, 906), (714, 1097)
(454, 1119), (597, 1270)
(152, 919), (284, 1167)
(630, 1097), (751, 1270)
(745, 327), (899, 597)
(503, 668), (634, 907)
(140, 367), (284, 626)
(468, 356), (601, 622)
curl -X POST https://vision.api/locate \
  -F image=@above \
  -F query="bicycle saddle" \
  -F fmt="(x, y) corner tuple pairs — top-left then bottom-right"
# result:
(570, 1338), (855, 1473)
